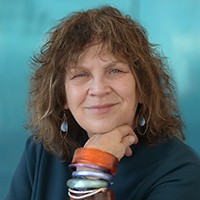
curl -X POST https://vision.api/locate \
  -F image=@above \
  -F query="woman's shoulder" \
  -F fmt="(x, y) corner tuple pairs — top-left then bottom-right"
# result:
(148, 137), (200, 170)
(127, 137), (200, 199)
(166, 137), (200, 164)
(143, 136), (200, 162)
(19, 136), (46, 173)
(149, 137), (200, 188)
(24, 136), (44, 157)
(151, 137), (200, 199)
(23, 136), (71, 165)
(131, 136), (200, 179)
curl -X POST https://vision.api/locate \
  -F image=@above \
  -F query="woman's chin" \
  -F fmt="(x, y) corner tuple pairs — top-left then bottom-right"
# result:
(84, 123), (121, 138)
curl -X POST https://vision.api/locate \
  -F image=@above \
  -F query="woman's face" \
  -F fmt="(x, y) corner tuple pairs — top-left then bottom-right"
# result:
(65, 43), (140, 137)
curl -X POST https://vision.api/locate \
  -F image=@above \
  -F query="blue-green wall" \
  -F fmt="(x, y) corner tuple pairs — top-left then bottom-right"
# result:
(137, 0), (200, 151)
(0, 0), (199, 198)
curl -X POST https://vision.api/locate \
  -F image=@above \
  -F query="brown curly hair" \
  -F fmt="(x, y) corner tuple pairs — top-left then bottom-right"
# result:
(28, 6), (184, 160)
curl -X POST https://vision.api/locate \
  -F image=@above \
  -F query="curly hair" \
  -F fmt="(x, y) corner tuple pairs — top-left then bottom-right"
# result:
(28, 6), (184, 160)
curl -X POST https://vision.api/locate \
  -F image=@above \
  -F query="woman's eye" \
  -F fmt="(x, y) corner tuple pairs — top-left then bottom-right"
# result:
(72, 73), (88, 79)
(110, 69), (122, 74)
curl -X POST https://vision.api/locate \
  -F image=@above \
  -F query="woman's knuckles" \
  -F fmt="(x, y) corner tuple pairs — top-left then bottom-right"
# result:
(84, 125), (138, 160)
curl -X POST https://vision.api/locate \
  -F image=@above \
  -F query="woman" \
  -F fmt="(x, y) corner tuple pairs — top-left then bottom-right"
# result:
(6, 6), (200, 200)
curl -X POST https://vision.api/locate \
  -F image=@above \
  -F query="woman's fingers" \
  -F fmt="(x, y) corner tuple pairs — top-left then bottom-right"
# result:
(84, 124), (138, 160)
(109, 124), (135, 140)
(125, 147), (133, 157)
(121, 133), (138, 146)
(122, 134), (138, 157)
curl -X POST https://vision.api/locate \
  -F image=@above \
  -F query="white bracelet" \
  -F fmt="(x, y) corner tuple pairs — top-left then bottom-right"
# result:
(68, 188), (106, 199)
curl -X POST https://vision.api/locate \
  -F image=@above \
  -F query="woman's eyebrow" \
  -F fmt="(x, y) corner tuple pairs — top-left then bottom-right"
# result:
(68, 65), (85, 73)
(105, 61), (121, 67)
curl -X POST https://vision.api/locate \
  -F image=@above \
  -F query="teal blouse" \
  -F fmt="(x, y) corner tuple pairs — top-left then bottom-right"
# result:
(5, 134), (200, 200)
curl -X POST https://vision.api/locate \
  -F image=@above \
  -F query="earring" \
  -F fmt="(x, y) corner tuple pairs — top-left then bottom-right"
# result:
(60, 112), (68, 133)
(136, 114), (148, 135)
(139, 115), (146, 126)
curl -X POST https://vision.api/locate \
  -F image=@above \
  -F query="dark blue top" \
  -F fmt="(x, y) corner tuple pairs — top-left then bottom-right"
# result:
(5, 136), (200, 200)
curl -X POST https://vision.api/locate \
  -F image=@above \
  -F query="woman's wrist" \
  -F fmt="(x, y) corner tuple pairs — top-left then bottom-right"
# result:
(72, 147), (118, 175)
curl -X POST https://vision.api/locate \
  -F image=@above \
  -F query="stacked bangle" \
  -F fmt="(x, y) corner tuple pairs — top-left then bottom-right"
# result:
(67, 179), (109, 189)
(72, 170), (114, 184)
(67, 147), (118, 199)
(72, 147), (118, 175)
(68, 188), (114, 200)
(69, 163), (110, 173)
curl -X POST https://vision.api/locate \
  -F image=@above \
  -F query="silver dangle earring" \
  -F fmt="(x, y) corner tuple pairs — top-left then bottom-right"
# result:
(136, 114), (148, 135)
(139, 115), (146, 127)
(60, 112), (68, 133)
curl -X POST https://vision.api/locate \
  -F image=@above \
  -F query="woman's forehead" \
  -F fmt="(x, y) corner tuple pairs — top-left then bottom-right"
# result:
(67, 40), (131, 72)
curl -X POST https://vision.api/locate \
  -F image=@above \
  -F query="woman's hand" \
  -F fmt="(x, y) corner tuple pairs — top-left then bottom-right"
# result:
(84, 124), (138, 160)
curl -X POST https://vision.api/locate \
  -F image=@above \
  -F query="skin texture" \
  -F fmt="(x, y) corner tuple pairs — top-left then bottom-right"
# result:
(65, 43), (139, 160)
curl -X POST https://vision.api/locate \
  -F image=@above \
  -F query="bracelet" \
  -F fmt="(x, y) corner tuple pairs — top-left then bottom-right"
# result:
(68, 188), (107, 199)
(69, 163), (110, 173)
(67, 178), (109, 189)
(72, 170), (114, 183)
(72, 148), (118, 175)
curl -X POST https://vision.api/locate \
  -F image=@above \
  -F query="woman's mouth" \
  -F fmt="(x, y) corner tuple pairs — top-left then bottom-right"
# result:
(86, 103), (118, 114)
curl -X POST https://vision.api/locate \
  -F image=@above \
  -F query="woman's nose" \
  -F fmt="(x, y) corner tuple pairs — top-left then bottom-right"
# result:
(88, 77), (111, 97)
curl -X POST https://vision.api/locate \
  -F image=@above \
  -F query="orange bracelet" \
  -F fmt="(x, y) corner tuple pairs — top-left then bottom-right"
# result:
(72, 148), (118, 175)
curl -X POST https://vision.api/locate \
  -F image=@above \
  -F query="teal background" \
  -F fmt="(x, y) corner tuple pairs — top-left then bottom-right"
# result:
(0, 0), (199, 198)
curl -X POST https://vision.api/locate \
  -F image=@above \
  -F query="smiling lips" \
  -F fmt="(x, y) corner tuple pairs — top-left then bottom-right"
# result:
(86, 103), (118, 114)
